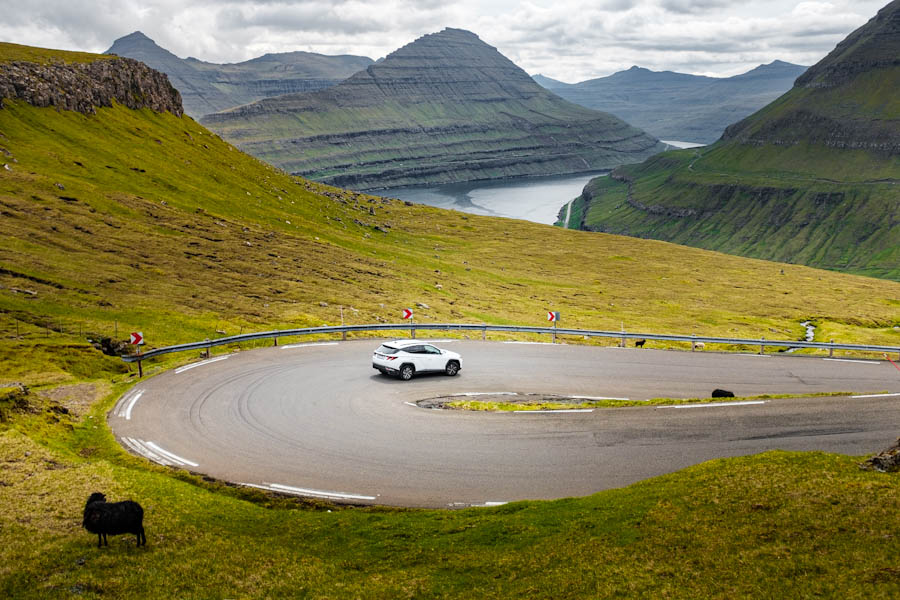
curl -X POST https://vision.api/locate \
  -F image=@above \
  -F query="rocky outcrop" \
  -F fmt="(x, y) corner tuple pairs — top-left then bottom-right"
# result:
(203, 28), (664, 190)
(0, 57), (183, 116)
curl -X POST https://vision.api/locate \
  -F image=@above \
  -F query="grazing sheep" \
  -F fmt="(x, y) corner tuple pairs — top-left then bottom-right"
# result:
(82, 492), (146, 548)
(635, 339), (646, 348)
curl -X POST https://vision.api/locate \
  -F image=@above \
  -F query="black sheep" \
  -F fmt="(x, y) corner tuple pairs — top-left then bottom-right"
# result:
(82, 492), (146, 548)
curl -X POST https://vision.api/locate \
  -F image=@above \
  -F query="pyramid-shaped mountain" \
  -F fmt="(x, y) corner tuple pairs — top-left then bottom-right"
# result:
(565, 0), (899, 281)
(106, 31), (372, 119)
(202, 28), (664, 190)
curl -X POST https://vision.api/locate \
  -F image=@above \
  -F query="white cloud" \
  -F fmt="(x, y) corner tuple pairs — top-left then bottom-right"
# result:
(0, 1), (887, 81)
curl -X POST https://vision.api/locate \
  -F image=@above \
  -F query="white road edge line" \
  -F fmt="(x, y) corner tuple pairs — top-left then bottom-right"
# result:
(264, 482), (377, 502)
(503, 341), (558, 345)
(122, 437), (174, 466)
(824, 358), (881, 365)
(123, 390), (143, 420)
(114, 388), (141, 417)
(569, 395), (631, 401)
(281, 342), (340, 350)
(175, 355), (229, 374)
(851, 392), (900, 398)
(450, 392), (518, 397)
(659, 400), (767, 409)
(144, 441), (199, 467)
(513, 409), (594, 414)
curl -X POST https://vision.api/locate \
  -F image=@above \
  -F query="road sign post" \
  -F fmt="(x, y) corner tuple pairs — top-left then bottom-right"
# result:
(403, 308), (414, 338)
(547, 311), (560, 343)
(130, 332), (144, 377)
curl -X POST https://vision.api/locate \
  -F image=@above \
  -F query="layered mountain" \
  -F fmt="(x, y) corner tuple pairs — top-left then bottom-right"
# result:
(201, 28), (665, 190)
(562, 0), (899, 281)
(535, 61), (807, 144)
(105, 31), (373, 119)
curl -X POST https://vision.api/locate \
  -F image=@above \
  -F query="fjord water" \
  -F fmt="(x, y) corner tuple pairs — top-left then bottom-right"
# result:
(378, 171), (608, 225)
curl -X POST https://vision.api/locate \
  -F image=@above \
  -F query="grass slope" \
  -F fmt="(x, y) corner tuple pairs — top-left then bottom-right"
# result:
(567, 143), (899, 280)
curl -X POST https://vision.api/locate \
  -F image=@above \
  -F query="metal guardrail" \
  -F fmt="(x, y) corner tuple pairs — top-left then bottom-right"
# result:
(121, 323), (900, 365)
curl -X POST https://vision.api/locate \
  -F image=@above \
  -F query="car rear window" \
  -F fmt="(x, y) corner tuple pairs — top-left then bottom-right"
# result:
(376, 344), (400, 355)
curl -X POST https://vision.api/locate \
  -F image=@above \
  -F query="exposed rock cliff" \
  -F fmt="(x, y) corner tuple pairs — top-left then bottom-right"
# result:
(0, 56), (182, 116)
(106, 32), (372, 119)
(203, 28), (663, 190)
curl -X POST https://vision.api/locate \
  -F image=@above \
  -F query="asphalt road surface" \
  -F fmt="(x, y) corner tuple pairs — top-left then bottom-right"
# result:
(110, 340), (900, 508)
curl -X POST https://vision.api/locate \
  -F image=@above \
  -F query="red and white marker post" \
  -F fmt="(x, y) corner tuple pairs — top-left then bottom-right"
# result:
(403, 308), (415, 339)
(130, 332), (145, 377)
(547, 311), (560, 343)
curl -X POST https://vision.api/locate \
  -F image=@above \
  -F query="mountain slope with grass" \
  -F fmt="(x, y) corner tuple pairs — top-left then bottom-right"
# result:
(534, 61), (807, 144)
(105, 31), (373, 119)
(563, 0), (899, 282)
(2, 41), (900, 599)
(201, 28), (665, 190)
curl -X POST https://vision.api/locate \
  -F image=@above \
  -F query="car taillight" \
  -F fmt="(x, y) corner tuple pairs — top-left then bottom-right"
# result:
(386, 356), (397, 361)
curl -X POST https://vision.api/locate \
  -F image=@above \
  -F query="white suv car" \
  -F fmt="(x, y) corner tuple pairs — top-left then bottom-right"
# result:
(372, 340), (462, 380)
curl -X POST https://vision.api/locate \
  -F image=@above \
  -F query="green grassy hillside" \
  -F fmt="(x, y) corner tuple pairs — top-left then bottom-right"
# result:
(563, 1), (899, 281)
(2, 42), (900, 598)
(3, 96), (898, 386)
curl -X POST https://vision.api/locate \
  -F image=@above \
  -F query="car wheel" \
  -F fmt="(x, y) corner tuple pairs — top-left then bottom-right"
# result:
(399, 364), (415, 381)
(445, 361), (460, 376)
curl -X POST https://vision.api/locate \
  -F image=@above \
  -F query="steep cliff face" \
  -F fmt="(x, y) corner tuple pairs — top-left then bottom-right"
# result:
(203, 28), (663, 190)
(566, 1), (899, 281)
(105, 32), (372, 119)
(0, 55), (183, 116)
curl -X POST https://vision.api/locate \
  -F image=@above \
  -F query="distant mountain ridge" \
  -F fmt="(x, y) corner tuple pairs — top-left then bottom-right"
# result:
(105, 31), (373, 119)
(564, 0), (899, 281)
(534, 61), (807, 144)
(202, 28), (665, 190)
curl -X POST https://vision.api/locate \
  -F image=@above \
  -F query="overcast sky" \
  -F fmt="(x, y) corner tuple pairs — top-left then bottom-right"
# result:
(0, 1), (887, 81)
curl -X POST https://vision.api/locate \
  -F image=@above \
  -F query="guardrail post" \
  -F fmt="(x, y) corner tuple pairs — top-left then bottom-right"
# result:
(829, 340), (834, 358)
(759, 337), (765, 355)
(411, 325), (416, 339)
(273, 337), (278, 346)
(691, 335), (697, 351)
(620, 332), (625, 348)
(342, 330), (347, 341)
(482, 324), (486, 341)
(204, 339), (210, 359)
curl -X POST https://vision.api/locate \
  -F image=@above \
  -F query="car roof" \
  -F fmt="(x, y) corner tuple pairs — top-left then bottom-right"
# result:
(382, 339), (425, 348)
